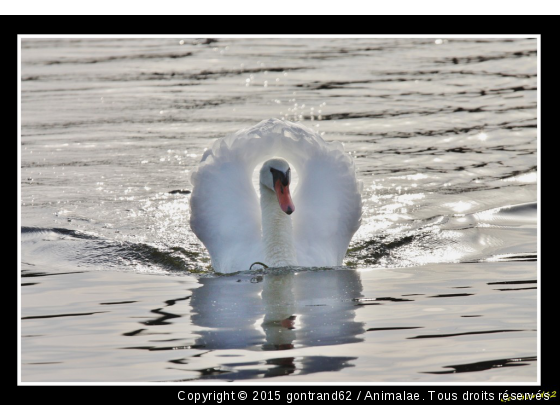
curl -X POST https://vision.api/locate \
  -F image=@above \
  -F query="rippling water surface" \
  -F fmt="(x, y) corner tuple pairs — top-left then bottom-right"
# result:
(20, 37), (538, 382)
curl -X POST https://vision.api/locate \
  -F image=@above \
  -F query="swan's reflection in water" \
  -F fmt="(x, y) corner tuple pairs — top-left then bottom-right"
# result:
(190, 269), (365, 351)
(186, 269), (364, 379)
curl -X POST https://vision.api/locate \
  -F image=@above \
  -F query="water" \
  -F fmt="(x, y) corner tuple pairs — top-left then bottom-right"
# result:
(19, 37), (538, 382)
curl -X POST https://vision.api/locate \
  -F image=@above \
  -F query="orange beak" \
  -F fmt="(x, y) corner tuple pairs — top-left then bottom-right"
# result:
(274, 179), (295, 215)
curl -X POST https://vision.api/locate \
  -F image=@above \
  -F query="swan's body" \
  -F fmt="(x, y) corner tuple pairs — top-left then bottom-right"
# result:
(190, 118), (362, 273)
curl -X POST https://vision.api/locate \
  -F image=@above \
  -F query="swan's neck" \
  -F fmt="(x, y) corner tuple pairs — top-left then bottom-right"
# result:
(260, 185), (297, 267)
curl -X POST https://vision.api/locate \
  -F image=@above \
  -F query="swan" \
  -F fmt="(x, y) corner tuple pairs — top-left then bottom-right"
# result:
(189, 118), (362, 273)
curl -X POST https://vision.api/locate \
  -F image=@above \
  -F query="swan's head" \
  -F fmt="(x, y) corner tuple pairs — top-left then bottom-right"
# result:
(260, 158), (295, 215)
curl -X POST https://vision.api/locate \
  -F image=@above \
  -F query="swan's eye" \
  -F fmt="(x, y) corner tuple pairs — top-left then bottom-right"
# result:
(286, 168), (291, 183)
(270, 167), (289, 186)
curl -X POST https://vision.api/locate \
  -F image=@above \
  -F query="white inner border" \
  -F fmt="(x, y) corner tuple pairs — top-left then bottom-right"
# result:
(17, 34), (540, 389)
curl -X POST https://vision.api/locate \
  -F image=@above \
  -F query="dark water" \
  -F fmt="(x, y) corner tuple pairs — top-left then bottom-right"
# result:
(19, 37), (537, 382)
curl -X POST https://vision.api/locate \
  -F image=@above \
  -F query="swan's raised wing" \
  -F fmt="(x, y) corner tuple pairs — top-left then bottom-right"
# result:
(291, 137), (362, 267)
(190, 143), (263, 273)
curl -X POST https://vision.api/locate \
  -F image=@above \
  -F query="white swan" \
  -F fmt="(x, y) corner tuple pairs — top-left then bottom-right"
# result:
(189, 118), (362, 273)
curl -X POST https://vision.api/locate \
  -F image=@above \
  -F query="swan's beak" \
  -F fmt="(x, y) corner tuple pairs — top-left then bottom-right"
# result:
(274, 179), (295, 215)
